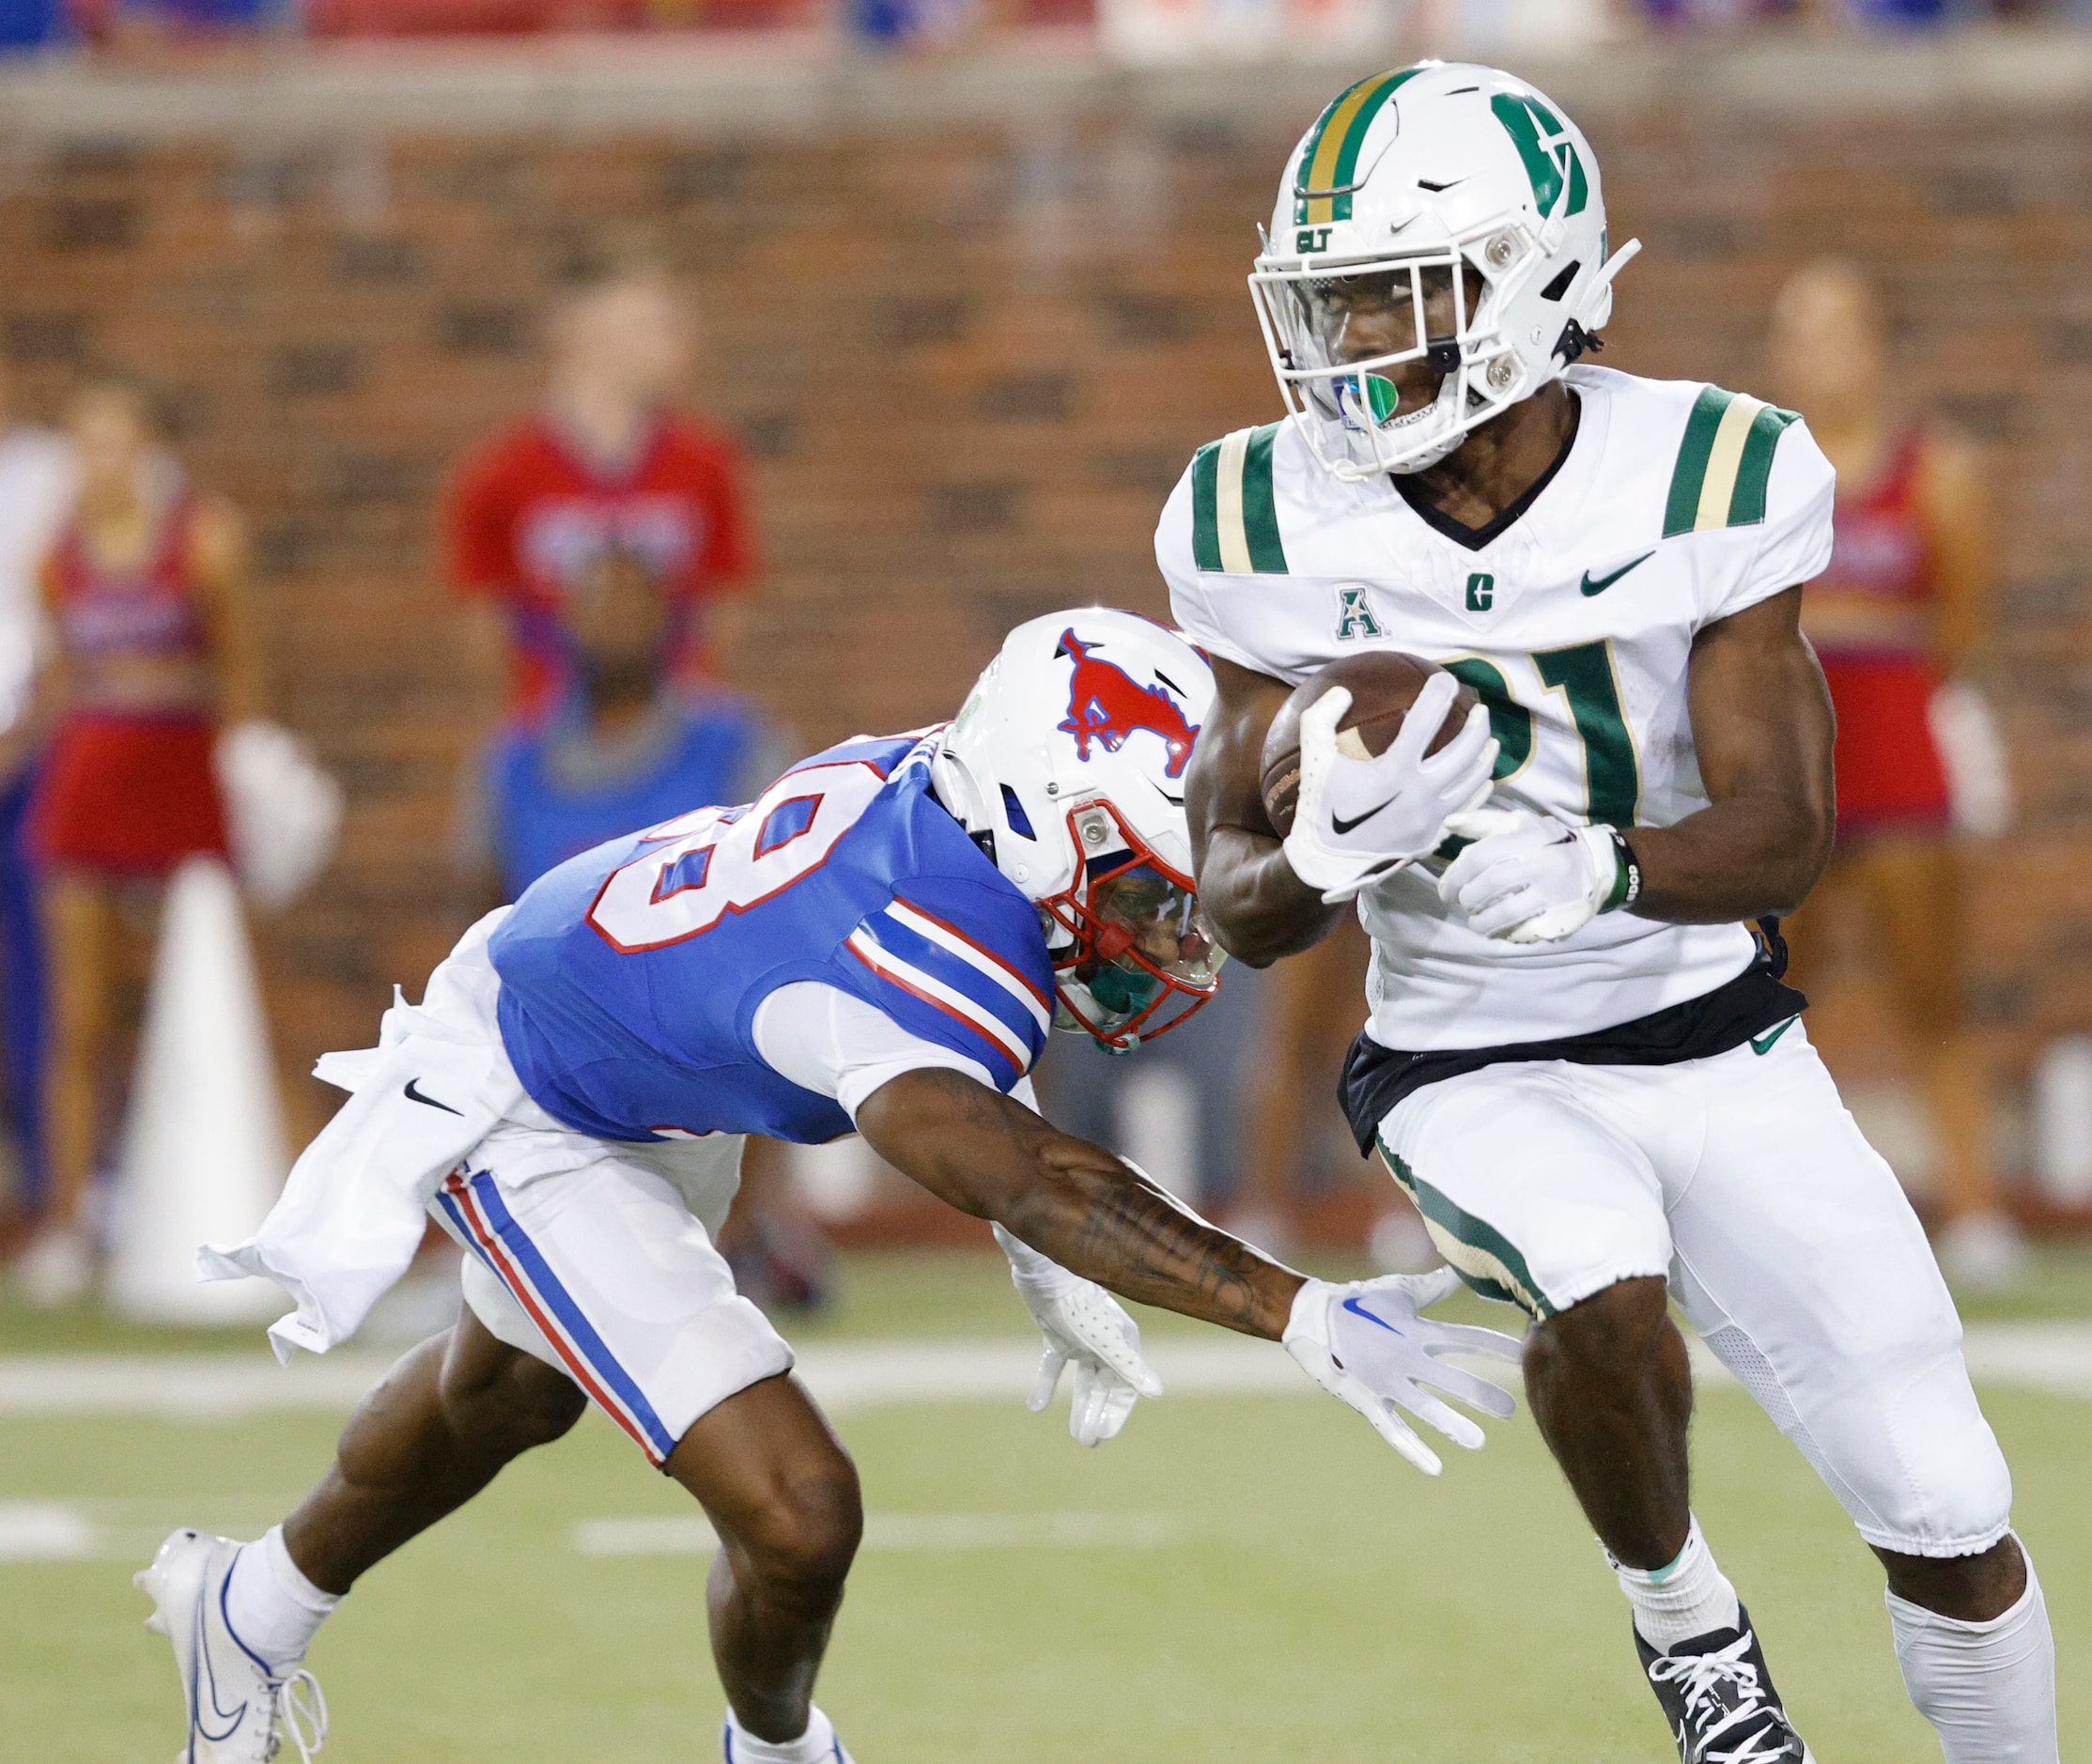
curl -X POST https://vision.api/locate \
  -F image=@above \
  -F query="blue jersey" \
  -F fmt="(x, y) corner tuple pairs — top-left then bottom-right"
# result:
(488, 731), (1056, 1146)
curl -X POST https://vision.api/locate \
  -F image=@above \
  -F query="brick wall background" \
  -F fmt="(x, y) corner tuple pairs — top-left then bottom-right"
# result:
(3, 80), (2087, 1126)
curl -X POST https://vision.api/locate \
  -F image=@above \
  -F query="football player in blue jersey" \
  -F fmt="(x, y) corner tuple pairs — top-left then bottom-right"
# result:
(137, 610), (1522, 1764)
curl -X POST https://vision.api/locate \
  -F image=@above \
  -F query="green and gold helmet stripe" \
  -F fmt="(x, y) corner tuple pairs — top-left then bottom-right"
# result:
(1294, 66), (1425, 228)
(1189, 425), (1289, 575)
(1664, 386), (1801, 538)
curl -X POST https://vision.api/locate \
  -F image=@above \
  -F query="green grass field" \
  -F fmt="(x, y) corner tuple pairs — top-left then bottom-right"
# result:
(4, 1251), (2088, 1762)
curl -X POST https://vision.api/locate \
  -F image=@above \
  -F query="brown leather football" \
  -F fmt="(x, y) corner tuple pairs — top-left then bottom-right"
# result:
(1258, 651), (1478, 838)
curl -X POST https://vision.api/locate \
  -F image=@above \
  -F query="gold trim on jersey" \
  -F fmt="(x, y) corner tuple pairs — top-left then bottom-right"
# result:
(1664, 384), (1802, 538)
(1189, 424), (1290, 574)
(1696, 393), (1769, 531)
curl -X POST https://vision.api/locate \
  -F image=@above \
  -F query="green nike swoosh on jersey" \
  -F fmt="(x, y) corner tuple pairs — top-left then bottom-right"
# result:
(1579, 552), (1654, 596)
(1749, 1016), (1799, 1056)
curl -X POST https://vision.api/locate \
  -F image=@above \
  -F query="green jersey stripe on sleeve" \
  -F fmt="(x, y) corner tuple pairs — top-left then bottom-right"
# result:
(1694, 392), (1769, 532)
(1665, 386), (1803, 536)
(1663, 385), (1734, 538)
(1197, 426), (1288, 575)
(1215, 429), (1253, 573)
(1240, 423), (1289, 573)
(1190, 440), (1222, 572)
(1726, 401), (1802, 528)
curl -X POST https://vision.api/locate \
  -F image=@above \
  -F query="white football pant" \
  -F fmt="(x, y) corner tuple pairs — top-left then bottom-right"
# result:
(1374, 1020), (2012, 1557)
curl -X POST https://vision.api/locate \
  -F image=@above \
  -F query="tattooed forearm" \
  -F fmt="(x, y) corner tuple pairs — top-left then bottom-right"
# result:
(1061, 1162), (1283, 1335)
(856, 1066), (1307, 1340)
(999, 1152), (1300, 1338)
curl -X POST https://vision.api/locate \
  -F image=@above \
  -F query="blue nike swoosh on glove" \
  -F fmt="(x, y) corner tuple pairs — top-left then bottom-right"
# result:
(1341, 1295), (1407, 1337)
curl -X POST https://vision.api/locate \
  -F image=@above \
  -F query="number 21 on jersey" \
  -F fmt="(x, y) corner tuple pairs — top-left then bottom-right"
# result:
(1445, 642), (1640, 826)
(588, 761), (886, 952)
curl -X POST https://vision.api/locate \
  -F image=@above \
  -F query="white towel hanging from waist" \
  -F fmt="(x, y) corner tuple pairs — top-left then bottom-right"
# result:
(198, 910), (526, 1364)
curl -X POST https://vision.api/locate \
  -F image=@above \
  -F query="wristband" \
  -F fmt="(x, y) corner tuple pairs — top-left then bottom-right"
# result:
(1602, 827), (1641, 912)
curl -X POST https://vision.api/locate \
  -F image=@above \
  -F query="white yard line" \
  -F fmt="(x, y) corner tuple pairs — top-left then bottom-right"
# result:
(0, 1500), (1193, 1565)
(0, 1354), (395, 1418)
(0, 1502), (97, 1563)
(1, 1323), (2087, 1421)
(4, 1325), (2087, 1567)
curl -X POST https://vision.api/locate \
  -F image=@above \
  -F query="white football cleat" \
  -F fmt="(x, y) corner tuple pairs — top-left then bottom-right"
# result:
(135, 1528), (329, 1763)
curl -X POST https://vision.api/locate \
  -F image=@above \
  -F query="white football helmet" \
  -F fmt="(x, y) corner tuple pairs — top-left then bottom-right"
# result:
(1251, 60), (1641, 478)
(933, 610), (1223, 1051)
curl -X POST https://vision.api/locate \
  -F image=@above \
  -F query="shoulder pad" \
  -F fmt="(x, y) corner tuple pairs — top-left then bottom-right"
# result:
(1663, 386), (1803, 539)
(1190, 423), (1290, 575)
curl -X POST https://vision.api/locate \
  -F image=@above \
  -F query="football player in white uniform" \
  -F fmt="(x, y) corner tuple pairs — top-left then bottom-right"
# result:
(1164, 62), (2058, 1764)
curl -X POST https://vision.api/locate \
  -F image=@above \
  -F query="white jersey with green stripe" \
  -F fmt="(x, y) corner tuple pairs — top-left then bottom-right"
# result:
(1158, 364), (1836, 1050)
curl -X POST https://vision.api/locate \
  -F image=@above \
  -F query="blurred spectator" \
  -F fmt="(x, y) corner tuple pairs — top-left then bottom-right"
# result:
(453, 542), (784, 911)
(0, 0), (66, 46)
(304, 0), (817, 34)
(0, 363), (75, 1225)
(1767, 258), (2025, 1291)
(445, 250), (753, 726)
(1224, 917), (1369, 1260)
(12, 379), (262, 1306)
(848, 0), (979, 46)
(1632, 0), (1998, 23)
(453, 545), (826, 1309)
(68, 0), (278, 51)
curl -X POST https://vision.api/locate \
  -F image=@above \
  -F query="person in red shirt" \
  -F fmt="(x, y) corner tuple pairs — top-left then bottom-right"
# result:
(445, 252), (754, 723)
(1767, 258), (2023, 1291)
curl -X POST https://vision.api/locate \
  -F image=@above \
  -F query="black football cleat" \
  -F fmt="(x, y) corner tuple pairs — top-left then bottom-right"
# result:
(1635, 1606), (1816, 1764)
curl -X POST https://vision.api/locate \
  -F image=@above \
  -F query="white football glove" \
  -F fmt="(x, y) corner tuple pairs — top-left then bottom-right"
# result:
(1438, 807), (1623, 944)
(996, 1224), (1163, 1447)
(1283, 1269), (1523, 1475)
(1282, 673), (1498, 905)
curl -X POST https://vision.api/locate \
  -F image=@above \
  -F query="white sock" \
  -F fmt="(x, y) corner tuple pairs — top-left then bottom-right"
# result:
(1611, 1517), (1743, 1654)
(1888, 1541), (2058, 1764)
(723, 1703), (842, 1763)
(223, 1526), (342, 1673)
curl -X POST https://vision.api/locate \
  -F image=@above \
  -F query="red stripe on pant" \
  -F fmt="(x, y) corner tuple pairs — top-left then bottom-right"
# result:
(444, 1172), (664, 1464)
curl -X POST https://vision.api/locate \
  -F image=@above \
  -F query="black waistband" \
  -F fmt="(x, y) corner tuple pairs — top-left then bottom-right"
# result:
(1339, 921), (1807, 1155)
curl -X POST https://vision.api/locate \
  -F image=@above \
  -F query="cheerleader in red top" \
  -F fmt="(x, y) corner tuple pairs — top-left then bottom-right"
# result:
(13, 379), (263, 1301)
(1769, 261), (2023, 1290)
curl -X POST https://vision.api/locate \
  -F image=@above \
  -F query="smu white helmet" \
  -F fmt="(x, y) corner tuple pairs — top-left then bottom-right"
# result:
(1251, 61), (1640, 477)
(932, 609), (1222, 1051)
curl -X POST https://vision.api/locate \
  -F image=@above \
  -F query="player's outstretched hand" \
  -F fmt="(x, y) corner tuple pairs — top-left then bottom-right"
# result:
(1439, 806), (1620, 943)
(1283, 676), (1498, 904)
(1283, 1270), (1524, 1475)
(996, 1225), (1164, 1447)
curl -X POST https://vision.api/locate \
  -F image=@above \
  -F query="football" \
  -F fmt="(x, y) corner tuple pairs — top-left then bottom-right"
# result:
(1258, 651), (1479, 838)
